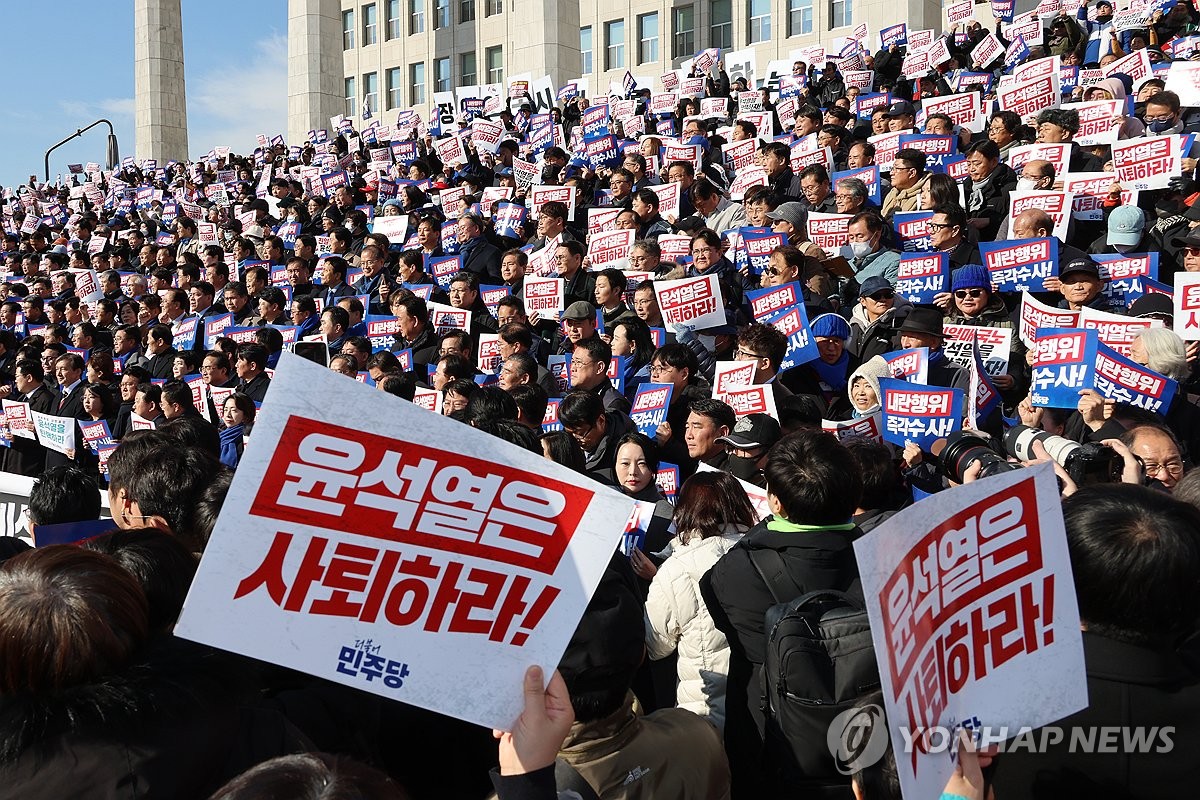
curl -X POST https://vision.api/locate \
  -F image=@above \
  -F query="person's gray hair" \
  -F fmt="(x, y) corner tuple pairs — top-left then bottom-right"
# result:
(837, 178), (868, 200)
(632, 238), (660, 258)
(1136, 327), (1189, 380)
(458, 211), (486, 231)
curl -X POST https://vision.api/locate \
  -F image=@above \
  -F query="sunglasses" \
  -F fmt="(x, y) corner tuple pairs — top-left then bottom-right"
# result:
(955, 289), (986, 298)
(867, 291), (895, 300)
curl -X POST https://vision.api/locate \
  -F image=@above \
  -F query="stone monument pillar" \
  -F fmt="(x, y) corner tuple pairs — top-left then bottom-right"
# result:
(134, 0), (189, 163)
(288, 0), (344, 145)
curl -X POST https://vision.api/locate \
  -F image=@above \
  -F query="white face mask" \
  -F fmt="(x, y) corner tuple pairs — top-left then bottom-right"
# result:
(849, 241), (874, 259)
(1016, 178), (1039, 192)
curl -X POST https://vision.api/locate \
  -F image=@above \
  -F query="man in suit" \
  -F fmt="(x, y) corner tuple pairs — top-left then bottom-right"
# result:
(44, 353), (88, 471)
(316, 255), (356, 308)
(144, 324), (177, 380)
(352, 245), (394, 316)
(3, 359), (55, 477)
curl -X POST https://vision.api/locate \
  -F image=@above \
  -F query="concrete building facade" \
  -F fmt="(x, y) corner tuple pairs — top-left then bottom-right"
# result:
(336, 0), (946, 126)
(289, 0), (349, 146)
(337, 0), (580, 126)
(134, 0), (189, 163)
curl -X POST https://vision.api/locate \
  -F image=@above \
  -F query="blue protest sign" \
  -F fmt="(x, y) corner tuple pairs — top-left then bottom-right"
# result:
(980, 238), (1058, 293)
(894, 252), (949, 304)
(880, 378), (964, 451)
(1029, 328), (1098, 408)
(1094, 342), (1177, 415)
(763, 303), (820, 370)
(629, 383), (674, 436)
(833, 166), (882, 204)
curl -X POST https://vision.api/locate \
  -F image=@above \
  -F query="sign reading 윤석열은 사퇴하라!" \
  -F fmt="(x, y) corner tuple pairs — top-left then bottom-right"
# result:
(175, 354), (635, 731)
(853, 463), (1086, 800)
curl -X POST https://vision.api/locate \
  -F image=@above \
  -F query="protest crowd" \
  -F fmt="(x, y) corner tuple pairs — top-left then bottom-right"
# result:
(7, 0), (1200, 796)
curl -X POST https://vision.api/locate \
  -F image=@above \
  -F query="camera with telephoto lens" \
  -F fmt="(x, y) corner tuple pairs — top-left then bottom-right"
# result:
(931, 432), (1021, 484)
(1003, 425), (1121, 486)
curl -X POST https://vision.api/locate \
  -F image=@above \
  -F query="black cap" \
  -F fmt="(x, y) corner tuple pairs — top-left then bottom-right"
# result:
(885, 100), (916, 117)
(717, 413), (782, 450)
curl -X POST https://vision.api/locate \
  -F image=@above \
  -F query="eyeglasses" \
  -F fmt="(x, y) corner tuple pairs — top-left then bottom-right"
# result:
(1144, 114), (1175, 124)
(954, 289), (986, 298)
(1143, 459), (1184, 477)
(927, 221), (955, 231)
(735, 348), (765, 360)
(892, 166), (916, 173)
(691, 246), (717, 255)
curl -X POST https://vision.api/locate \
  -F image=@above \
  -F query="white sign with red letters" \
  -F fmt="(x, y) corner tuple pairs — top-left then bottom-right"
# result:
(176, 354), (633, 731)
(854, 464), (1086, 800)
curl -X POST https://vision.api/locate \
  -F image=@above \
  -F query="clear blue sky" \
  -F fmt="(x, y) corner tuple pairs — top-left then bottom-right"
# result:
(3, 0), (286, 189)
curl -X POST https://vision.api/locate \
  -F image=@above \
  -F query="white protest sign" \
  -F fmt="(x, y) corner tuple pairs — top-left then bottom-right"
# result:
(1174, 273), (1200, 340)
(587, 229), (636, 268)
(31, 410), (75, 455)
(529, 185), (577, 221)
(1, 400), (33, 440)
(1006, 191), (1074, 241)
(854, 464), (1086, 800)
(1165, 61), (1200, 108)
(714, 361), (757, 395)
(654, 274), (725, 330)
(371, 216), (409, 244)
(971, 34), (1004, 68)
(649, 182), (681, 219)
(523, 276), (565, 318)
(176, 354), (633, 731)
(1064, 99), (1124, 146)
(1111, 136), (1181, 191)
(71, 269), (104, 304)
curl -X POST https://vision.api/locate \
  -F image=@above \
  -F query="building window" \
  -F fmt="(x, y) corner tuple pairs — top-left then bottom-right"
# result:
(637, 13), (659, 64)
(386, 67), (402, 109)
(486, 45), (504, 83)
(830, 0), (852, 28)
(460, 0), (476, 23)
(342, 9), (355, 49)
(461, 52), (477, 84)
(409, 0), (424, 34)
(363, 3), (377, 45)
(673, 6), (694, 59)
(605, 19), (625, 70)
(711, 0), (732, 49)
(580, 27), (593, 74)
(386, 0), (402, 38)
(434, 0), (450, 29)
(485, 0), (502, 16)
(748, 0), (770, 43)
(344, 77), (356, 117)
(410, 62), (426, 105)
(434, 57), (451, 92)
(787, 0), (813, 36)
(363, 72), (378, 116)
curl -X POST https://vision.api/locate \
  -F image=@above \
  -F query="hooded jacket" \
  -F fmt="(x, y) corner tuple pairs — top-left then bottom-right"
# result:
(1092, 78), (1145, 138)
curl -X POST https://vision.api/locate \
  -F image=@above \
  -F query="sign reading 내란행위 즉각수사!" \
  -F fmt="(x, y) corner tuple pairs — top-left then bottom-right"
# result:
(175, 354), (634, 732)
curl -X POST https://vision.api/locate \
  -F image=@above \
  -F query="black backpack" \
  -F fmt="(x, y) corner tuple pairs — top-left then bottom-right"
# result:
(747, 548), (881, 789)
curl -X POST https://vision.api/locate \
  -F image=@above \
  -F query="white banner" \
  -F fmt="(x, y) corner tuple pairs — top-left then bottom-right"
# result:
(176, 355), (633, 731)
